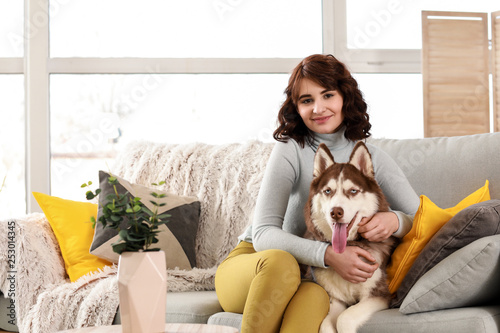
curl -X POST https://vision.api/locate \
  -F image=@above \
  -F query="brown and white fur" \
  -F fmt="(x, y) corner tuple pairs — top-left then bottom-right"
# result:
(304, 142), (398, 333)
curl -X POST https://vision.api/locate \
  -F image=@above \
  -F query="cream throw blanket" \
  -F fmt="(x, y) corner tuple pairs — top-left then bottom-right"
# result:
(0, 140), (273, 333)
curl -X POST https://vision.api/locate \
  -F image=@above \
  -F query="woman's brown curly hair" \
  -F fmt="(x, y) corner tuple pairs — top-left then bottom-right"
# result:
(273, 54), (371, 147)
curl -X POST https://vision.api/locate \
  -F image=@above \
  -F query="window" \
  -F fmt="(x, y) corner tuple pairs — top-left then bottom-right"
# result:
(50, 74), (289, 200)
(44, 0), (322, 202)
(0, 76), (25, 219)
(354, 74), (424, 139)
(17, 0), (498, 214)
(346, 0), (499, 50)
(0, 1), (24, 219)
(335, 0), (500, 73)
(50, 0), (322, 58)
(0, 1), (23, 57)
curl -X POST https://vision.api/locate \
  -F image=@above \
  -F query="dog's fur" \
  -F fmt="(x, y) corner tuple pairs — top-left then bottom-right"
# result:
(304, 142), (398, 333)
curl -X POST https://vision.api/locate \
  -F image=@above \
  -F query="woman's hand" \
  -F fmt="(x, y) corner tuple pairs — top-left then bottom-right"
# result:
(357, 211), (398, 242)
(324, 245), (379, 283)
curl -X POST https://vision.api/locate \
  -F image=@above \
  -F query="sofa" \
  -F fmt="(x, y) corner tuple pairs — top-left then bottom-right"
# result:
(1, 132), (500, 333)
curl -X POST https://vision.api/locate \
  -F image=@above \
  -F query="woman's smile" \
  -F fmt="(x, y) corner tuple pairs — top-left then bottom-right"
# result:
(312, 115), (333, 124)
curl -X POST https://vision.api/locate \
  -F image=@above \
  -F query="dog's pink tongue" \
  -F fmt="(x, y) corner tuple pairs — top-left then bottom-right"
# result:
(332, 223), (347, 253)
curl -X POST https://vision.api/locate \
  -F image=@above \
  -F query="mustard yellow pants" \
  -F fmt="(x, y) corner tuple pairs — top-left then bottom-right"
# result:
(215, 241), (330, 333)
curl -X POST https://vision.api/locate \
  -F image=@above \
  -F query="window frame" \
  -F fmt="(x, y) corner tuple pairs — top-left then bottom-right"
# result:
(332, 0), (421, 73)
(19, 0), (422, 213)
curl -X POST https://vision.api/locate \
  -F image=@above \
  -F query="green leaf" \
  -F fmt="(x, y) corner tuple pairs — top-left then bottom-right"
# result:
(111, 242), (127, 254)
(133, 205), (142, 213)
(90, 216), (96, 228)
(86, 191), (96, 200)
(143, 206), (153, 213)
(110, 215), (122, 222)
(108, 176), (117, 183)
(126, 233), (146, 242)
(118, 229), (128, 241)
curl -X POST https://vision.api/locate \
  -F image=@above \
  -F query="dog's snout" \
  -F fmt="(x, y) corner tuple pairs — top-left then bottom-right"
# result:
(331, 207), (344, 220)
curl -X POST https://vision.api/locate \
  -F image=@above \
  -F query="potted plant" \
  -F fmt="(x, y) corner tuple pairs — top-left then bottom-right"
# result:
(82, 174), (169, 333)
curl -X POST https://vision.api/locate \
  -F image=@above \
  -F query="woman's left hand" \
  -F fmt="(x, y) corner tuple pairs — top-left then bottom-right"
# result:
(357, 212), (399, 242)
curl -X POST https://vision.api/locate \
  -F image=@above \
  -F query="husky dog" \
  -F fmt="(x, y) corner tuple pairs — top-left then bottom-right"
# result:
(304, 142), (397, 333)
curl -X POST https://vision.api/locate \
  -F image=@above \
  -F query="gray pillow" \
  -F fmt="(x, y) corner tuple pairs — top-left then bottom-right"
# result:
(391, 200), (500, 308)
(90, 171), (200, 270)
(399, 234), (500, 314)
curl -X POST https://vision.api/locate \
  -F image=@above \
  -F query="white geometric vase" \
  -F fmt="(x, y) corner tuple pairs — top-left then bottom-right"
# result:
(118, 251), (167, 333)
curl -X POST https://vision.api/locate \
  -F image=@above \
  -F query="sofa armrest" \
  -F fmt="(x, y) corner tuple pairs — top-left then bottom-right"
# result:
(400, 234), (500, 314)
(0, 213), (67, 329)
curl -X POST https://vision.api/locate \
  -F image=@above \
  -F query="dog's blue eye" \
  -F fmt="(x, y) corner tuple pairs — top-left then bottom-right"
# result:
(324, 188), (331, 195)
(350, 189), (358, 194)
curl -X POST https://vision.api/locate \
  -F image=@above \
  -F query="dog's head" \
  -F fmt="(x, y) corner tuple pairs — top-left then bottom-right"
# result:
(304, 141), (388, 253)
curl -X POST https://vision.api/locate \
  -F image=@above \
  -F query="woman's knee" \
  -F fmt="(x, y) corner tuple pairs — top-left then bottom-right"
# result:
(256, 249), (301, 287)
(298, 281), (330, 306)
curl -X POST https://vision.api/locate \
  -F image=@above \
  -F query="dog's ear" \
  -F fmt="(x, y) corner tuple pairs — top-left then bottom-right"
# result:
(349, 141), (374, 178)
(313, 143), (335, 178)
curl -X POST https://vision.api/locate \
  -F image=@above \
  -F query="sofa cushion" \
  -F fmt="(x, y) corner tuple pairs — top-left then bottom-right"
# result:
(360, 306), (500, 333)
(206, 306), (500, 333)
(369, 133), (500, 209)
(387, 181), (490, 294)
(90, 171), (200, 270)
(399, 234), (500, 314)
(32, 192), (112, 282)
(392, 200), (500, 307)
(114, 291), (222, 325)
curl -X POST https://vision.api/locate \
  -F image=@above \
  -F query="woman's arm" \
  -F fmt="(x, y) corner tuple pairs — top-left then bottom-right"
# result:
(251, 142), (330, 268)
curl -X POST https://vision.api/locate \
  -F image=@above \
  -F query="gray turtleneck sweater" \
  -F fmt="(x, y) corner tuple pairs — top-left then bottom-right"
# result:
(238, 128), (420, 268)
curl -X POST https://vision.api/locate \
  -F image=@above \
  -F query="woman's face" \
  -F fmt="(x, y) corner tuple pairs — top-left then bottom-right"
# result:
(296, 78), (344, 134)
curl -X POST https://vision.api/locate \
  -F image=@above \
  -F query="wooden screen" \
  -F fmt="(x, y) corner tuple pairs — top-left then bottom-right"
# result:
(493, 11), (500, 132)
(422, 11), (490, 137)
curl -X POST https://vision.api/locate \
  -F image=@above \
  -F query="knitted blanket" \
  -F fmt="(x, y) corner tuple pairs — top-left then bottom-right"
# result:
(0, 140), (273, 333)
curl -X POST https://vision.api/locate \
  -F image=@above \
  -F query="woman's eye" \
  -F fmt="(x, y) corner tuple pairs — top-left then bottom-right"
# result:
(324, 93), (334, 99)
(301, 98), (312, 104)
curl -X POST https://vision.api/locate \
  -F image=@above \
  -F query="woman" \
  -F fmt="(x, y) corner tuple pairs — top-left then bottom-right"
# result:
(215, 54), (419, 333)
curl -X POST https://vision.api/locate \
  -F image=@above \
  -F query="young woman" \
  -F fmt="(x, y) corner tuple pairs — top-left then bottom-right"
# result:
(215, 54), (420, 333)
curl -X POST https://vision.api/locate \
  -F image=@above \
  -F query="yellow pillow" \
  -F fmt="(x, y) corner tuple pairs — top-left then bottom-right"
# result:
(33, 192), (112, 282)
(387, 180), (490, 294)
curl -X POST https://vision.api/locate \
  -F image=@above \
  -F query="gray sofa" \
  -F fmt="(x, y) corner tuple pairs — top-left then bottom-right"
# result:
(2, 132), (500, 332)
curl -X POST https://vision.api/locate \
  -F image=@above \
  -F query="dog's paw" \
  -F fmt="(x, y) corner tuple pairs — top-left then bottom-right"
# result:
(319, 317), (337, 333)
